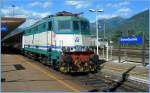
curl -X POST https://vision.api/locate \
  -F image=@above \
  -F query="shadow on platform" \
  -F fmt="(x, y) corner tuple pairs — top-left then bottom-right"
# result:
(2, 46), (21, 54)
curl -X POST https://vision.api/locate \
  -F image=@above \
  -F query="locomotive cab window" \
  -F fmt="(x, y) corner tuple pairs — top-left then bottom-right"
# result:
(48, 21), (52, 30)
(80, 21), (90, 31)
(58, 20), (71, 30)
(73, 21), (79, 30)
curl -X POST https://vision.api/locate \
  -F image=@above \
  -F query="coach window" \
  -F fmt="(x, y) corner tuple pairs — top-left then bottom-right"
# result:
(73, 21), (79, 30)
(26, 30), (28, 33)
(58, 20), (71, 30)
(31, 28), (34, 33)
(29, 29), (31, 33)
(48, 21), (52, 30)
(34, 26), (38, 32)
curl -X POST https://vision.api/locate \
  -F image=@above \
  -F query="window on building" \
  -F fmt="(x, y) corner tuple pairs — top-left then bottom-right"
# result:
(58, 20), (71, 30)
(73, 21), (79, 30)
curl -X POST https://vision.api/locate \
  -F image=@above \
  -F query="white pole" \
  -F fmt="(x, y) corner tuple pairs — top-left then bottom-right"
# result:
(104, 20), (105, 39)
(89, 9), (103, 55)
(103, 21), (105, 59)
(103, 45), (104, 58)
(12, 5), (15, 17)
(106, 43), (108, 61)
(96, 11), (99, 55)
(111, 45), (112, 59)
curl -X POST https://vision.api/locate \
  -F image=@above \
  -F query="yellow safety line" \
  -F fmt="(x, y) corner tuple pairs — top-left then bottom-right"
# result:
(16, 55), (80, 92)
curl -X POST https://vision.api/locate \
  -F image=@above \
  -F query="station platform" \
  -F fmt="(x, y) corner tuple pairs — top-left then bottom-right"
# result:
(1, 46), (149, 92)
(1, 54), (91, 92)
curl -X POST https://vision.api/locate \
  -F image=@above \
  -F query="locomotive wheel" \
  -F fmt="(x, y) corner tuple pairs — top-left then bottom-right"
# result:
(60, 66), (67, 73)
(55, 61), (60, 71)
(52, 59), (59, 70)
(59, 62), (69, 73)
(84, 62), (89, 72)
(90, 65), (96, 72)
(28, 52), (32, 59)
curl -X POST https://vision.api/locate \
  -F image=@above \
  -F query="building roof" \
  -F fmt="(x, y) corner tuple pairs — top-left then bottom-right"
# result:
(1, 17), (26, 39)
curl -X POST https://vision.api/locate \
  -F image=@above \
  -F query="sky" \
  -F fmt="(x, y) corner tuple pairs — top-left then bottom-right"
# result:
(1, 0), (149, 28)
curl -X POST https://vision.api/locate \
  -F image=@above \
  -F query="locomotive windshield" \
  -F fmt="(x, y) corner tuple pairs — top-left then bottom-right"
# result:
(58, 20), (71, 30)
(57, 20), (90, 31)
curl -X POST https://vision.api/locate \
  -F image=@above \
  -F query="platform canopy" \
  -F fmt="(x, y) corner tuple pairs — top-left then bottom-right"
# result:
(1, 17), (26, 39)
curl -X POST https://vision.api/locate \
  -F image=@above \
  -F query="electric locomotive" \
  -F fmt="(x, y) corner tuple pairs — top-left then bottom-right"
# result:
(22, 11), (99, 73)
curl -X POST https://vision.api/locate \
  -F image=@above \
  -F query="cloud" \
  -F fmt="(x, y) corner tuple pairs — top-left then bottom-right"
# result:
(29, 2), (40, 7)
(106, 1), (130, 8)
(1, 6), (28, 17)
(105, 1), (131, 16)
(143, 7), (149, 11)
(118, 7), (130, 13)
(97, 7), (131, 19)
(1, 6), (50, 27)
(117, 7), (131, 15)
(119, 1), (129, 6)
(98, 14), (118, 19)
(1, 6), (50, 18)
(29, 1), (52, 8)
(65, 0), (90, 9)
(106, 3), (118, 8)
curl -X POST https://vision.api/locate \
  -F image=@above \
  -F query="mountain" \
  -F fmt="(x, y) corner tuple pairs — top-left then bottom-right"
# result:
(90, 16), (125, 38)
(112, 9), (149, 44)
(90, 9), (149, 46)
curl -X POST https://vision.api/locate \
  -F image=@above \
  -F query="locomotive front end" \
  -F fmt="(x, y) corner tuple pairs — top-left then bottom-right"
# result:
(53, 12), (99, 73)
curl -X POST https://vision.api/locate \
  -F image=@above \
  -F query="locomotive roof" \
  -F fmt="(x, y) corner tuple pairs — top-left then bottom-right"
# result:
(25, 11), (88, 30)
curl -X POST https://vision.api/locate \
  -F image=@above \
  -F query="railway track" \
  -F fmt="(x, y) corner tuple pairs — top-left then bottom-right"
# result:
(68, 65), (148, 92)
(71, 73), (148, 92)
(98, 48), (149, 58)
(111, 51), (148, 58)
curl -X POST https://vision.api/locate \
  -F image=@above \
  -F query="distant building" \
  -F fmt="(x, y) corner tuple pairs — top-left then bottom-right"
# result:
(91, 36), (111, 48)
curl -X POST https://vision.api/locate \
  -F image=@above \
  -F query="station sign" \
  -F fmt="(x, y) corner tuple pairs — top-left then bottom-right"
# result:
(1, 24), (8, 32)
(119, 36), (142, 45)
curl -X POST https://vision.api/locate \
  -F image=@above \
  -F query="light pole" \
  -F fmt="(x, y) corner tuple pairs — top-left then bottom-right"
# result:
(89, 9), (104, 55)
(12, 5), (15, 17)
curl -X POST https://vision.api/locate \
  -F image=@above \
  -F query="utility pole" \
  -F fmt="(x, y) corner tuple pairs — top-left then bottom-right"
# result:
(96, 11), (99, 55)
(89, 9), (104, 55)
(103, 21), (105, 58)
(12, 5), (15, 17)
